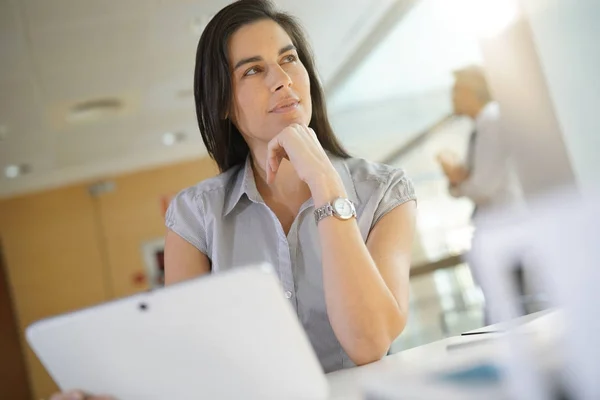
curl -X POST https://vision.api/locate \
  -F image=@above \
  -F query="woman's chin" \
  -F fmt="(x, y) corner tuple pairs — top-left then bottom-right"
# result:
(276, 112), (309, 127)
(254, 114), (311, 142)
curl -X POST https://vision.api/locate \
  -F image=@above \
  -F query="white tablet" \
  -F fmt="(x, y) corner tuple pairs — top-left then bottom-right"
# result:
(26, 265), (329, 400)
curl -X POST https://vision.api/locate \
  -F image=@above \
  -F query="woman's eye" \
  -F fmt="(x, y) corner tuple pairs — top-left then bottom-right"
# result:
(244, 66), (262, 76)
(282, 54), (297, 63)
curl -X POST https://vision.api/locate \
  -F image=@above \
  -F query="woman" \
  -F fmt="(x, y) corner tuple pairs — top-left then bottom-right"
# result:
(51, 0), (415, 398)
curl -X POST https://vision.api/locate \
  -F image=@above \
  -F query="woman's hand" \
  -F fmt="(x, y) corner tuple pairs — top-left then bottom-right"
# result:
(49, 390), (115, 400)
(266, 124), (344, 202)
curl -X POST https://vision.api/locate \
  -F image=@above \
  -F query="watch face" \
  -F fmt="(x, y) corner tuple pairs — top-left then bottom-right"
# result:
(333, 198), (354, 219)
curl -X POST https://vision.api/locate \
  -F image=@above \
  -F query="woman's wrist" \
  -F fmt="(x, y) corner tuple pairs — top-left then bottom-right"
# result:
(307, 169), (347, 207)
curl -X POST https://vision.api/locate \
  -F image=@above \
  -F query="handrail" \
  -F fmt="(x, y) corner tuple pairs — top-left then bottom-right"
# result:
(378, 113), (464, 276)
(381, 113), (454, 165)
(409, 253), (465, 277)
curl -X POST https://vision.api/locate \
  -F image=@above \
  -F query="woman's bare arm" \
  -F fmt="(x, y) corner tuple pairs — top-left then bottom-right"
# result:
(164, 230), (211, 285)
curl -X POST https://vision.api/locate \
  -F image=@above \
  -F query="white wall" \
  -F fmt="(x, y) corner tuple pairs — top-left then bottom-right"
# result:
(480, 0), (600, 198)
(522, 0), (600, 195)
(479, 10), (576, 198)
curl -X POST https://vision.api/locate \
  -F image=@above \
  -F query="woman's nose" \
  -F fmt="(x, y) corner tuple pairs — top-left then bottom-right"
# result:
(270, 65), (292, 92)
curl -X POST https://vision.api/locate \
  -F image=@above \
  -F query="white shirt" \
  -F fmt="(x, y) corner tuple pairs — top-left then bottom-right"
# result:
(165, 154), (416, 373)
(450, 102), (524, 219)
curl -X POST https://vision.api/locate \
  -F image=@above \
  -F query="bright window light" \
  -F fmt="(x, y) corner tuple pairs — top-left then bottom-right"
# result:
(434, 0), (520, 38)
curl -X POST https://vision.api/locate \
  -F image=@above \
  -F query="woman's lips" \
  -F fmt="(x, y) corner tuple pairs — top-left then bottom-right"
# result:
(270, 100), (300, 113)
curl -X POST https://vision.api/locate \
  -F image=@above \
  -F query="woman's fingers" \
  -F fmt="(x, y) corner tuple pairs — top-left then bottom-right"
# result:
(306, 127), (326, 154)
(266, 136), (288, 184)
(266, 123), (325, 185)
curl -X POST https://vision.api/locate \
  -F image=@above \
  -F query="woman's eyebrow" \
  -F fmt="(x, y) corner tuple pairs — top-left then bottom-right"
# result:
(233, 44), (296, 71)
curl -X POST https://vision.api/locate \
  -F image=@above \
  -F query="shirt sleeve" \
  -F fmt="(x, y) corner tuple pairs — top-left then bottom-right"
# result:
(371, 168), (417, 229)
(452, 116), (509, 204)
(165, 188), (208, 254)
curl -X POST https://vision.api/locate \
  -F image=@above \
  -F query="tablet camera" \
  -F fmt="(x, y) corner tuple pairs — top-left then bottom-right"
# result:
(138, 302), (149, 311)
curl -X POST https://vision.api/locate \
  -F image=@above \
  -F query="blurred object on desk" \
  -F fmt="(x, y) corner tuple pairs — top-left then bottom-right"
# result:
(360, 187), (599, 400)
(359, 311), (561, 400)
(469, 187), (600, 400)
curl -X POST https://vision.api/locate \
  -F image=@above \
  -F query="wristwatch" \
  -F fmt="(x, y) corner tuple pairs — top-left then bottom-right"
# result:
(314, 197), (356, 224)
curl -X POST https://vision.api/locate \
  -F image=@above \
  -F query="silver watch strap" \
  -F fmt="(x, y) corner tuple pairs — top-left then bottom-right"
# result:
(314, 203), (334, 224)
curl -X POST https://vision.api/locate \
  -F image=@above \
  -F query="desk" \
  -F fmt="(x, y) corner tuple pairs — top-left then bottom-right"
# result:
(325, 310), (558, 400)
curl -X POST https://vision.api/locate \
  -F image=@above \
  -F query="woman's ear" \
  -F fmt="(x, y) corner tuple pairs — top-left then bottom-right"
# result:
(225, 104), (237, 123)
(222, 103), (232, 120)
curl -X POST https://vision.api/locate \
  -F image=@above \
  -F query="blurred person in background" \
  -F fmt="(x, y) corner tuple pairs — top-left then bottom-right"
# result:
(437, 65), (528, 320)
(437, 65), (522, 218)
(50, 0), (417, 398)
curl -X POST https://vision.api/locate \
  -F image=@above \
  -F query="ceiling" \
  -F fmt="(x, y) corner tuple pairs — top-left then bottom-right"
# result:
(328, 0), (483, 111)
(326, 0), (483, 165)
(0, 0), (399, 198)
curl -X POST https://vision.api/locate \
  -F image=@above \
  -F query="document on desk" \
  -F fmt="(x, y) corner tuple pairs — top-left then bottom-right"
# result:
(362, 312), (560, 400)
(362, 360), (507, 400)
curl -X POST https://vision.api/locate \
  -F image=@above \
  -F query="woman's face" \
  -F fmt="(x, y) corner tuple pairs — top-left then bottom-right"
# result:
(227, 19), (312, 145)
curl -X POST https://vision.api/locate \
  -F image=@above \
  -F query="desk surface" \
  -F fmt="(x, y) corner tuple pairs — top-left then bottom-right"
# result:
(325, 310), (557, 400)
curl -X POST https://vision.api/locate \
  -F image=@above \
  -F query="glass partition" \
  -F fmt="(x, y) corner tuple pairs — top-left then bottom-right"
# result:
(327, 0), (492, 350)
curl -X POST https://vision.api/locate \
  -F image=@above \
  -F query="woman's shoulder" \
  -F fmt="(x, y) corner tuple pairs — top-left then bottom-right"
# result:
(164, 166), (243, 253)
(166, 166), (243, 225)
(341, 156), (410, 186)
(173, 165), (241, 203)
(336, 156), (416, 230)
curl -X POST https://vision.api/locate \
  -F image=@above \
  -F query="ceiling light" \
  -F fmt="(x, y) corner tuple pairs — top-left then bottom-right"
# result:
(4, 164), (31, 179)
(67, 98), (123, 124)
(176, 89), (194, 99)
(162, 131), (186, 146)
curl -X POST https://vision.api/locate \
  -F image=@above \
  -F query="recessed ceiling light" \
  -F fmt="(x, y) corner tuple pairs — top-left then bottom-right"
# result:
(67, 98), (123, 123)
(4, 164), (31, 179)
(176, 89), (193, 99)
(162, 131), (186, 146)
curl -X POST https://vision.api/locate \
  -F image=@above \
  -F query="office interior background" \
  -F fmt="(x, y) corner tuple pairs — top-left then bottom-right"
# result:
(0, 0), (598, 399)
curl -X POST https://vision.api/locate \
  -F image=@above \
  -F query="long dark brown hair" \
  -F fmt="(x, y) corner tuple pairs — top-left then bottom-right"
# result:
(194, 0), (350, 172)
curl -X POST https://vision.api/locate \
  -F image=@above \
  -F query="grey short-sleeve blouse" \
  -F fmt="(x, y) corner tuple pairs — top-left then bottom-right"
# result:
(165, 154), (416, 373)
